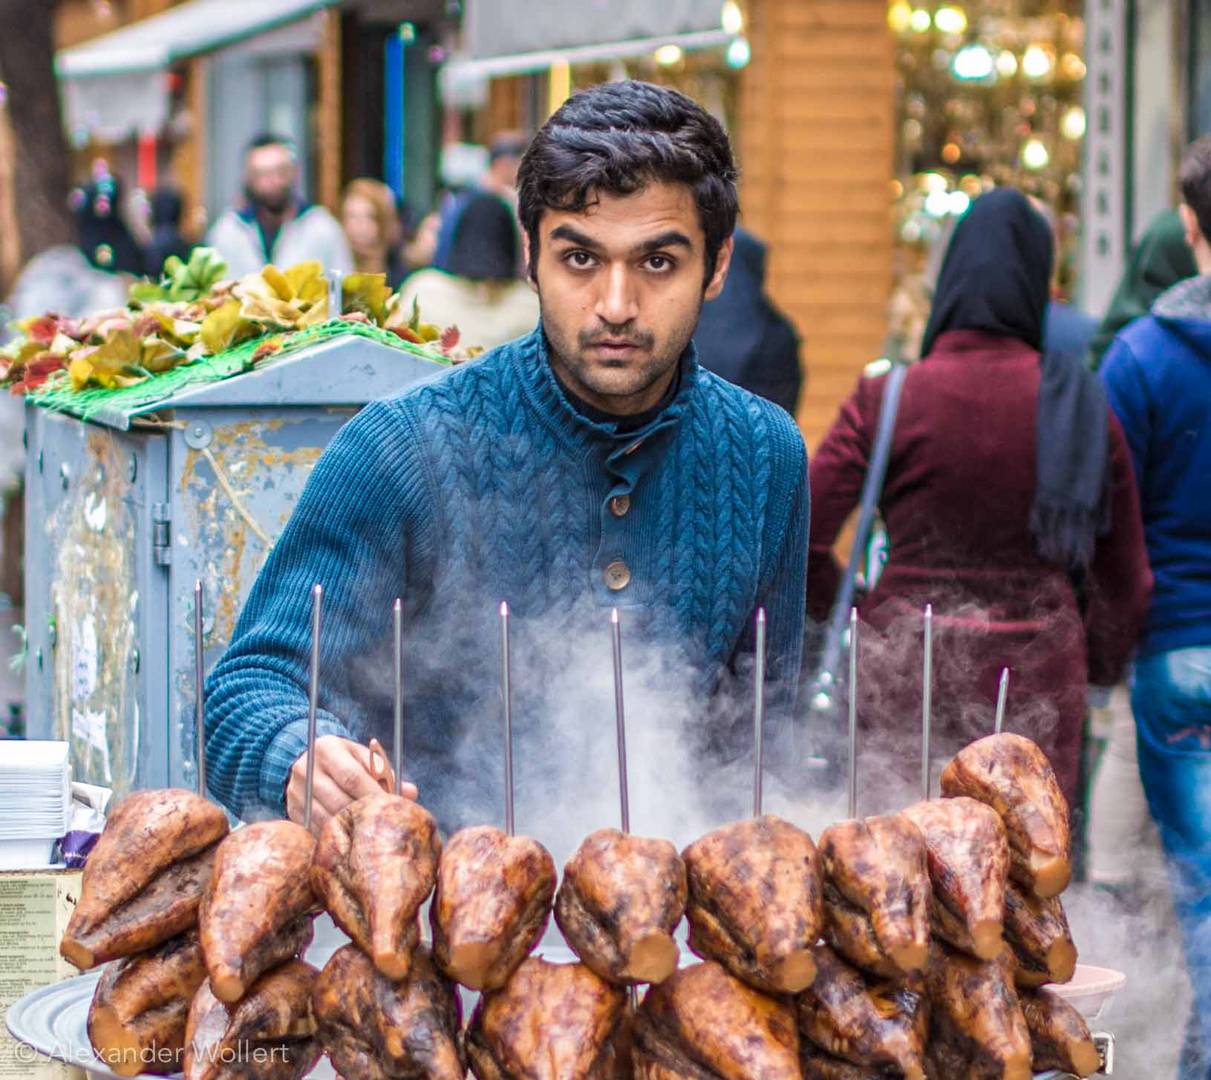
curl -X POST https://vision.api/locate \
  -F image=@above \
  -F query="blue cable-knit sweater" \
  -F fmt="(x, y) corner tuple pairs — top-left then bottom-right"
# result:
(204, 325), (809, 829)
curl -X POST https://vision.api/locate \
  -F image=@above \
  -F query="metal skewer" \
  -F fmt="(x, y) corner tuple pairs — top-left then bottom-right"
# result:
(393, 598), (404, 795)
(500, 601), (515, 837)
(994, 667), (1010, 735)
(752, 608), (767, 818)
(847, 607), (858, 819)
(922, 603), (933, 800)
(193, 580), (207, 799)
(304, 583), (323, 831)
(610, 608), (630, 835)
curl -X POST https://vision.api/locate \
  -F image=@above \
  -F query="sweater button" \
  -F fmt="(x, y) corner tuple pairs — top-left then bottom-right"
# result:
(604, 560), (631, 591)
(609, 494), (630, 517)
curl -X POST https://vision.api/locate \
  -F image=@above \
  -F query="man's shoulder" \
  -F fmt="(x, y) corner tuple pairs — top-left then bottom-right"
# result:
(691, 366), (807, 470)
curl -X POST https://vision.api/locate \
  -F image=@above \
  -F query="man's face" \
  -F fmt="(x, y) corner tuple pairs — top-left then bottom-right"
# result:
(528, 182), (732, 416)
(245, 144), (297, 214)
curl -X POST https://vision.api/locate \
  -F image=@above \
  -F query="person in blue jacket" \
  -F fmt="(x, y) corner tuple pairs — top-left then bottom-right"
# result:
(1102, 135), (1211, 1080)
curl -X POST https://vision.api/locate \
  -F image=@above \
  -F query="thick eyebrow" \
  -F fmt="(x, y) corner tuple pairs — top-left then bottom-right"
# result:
(547, 224), (694, 257)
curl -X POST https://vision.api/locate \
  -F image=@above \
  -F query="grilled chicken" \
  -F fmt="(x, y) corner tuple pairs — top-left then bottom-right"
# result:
(467, 956), (630, 1080)
(555, 828), (687, 986)
(313, 943), (463, 1080)
(939, 734), (1071, 899)
(87, 930), (207, 1077)
(1003, 882), (1077, 988)
(184, 960), (320, 1080)
(797, 944), (927, 1080)
(819, 815), (931, 979)
(682, 815), (822, 994)
(1020, 988), (1099, 1077)
(927, 947), (1031, 1080)
(431, 825), (556, 991)
(61, 789), (228, 970)
(199, 821), (316, 1003)
(633, 960), (800, 1079)
(311, 792), (440, 981)
(901, 798), (1008, 961)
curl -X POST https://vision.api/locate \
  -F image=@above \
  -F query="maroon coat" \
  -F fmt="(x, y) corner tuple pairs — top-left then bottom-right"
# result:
(808, 330), (1151, 807)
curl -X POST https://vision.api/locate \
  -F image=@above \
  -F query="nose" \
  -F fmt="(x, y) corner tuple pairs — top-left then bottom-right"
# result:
(594, 262), (639, 327)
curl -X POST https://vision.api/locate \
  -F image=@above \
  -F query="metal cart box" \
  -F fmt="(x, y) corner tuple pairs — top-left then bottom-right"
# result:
(23, 331), (450, 796)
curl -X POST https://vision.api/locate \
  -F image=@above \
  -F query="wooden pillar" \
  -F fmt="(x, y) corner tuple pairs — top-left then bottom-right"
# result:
(739, 0), (895, 448)
(486, 75), (525, 136)
(0, 104), (19, 295)
(317, 9), (342, 213)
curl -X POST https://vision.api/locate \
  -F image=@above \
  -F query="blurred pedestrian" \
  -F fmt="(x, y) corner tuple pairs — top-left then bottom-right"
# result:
(143, 186), (193, 278)
(1032, 197), (1099, 359)
(1089, 208), (1199, 368)
(808, 189), (1150, 809)
(397, 191), (538, 351)
(1101, 137), (1211, 1079)
(341, 178), (406, 287)
(432, 131), (528, 269)
(205, 134), (351, 278)
(693, 227), (802, 414)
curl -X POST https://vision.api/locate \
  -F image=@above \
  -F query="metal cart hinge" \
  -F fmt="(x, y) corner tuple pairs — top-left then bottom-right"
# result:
(152, 503), (172, 566)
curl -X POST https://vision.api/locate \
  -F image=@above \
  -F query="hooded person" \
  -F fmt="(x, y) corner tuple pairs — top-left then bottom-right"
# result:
(396, 191), (538, 351)
(692, 227), (802, 415)
(1101, 136), (1211, 1079)
(808, 188), (1150, 808)
(1089, 208), (1199, 368)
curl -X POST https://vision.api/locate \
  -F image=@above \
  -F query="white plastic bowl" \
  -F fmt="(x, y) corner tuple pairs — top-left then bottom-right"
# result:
(1046, 963), (1126, 1021)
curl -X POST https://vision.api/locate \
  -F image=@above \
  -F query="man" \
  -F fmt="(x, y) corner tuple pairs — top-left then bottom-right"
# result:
(204, 82), (808, 837)
(205, 134), (352, 278)
(1101, 135), (1211, 1077)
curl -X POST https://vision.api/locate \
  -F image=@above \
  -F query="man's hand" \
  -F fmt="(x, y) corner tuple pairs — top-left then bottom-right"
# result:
(286, 735), (418, 833)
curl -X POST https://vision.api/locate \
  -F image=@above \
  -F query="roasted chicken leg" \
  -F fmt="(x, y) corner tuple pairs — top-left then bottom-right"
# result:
(1020, 988), (1099, 1077)
(431, 825), (556, 991)
(313, 943), (464, 1080)
(87, 930), (207, 1077)
(1003, 881), (1077, 988)
(61, 789), (228, 970)
(682, 815), (822, 994)
(901, 798), (1009, 961)
(633, 960), (800, 1079)
(311, 792), (440, 981)
(939, 733), (1071, 898)
(199, 821), (316, 1003)
(184, 960), (321, 1080)
(466, 956), (630, 1080)
(819, 815), (931, 979)
(555, 828), (687, 986)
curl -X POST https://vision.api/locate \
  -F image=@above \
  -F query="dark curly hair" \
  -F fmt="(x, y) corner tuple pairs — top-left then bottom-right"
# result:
(517, 80), (739, 287)
(1180, 134), (1211, 241)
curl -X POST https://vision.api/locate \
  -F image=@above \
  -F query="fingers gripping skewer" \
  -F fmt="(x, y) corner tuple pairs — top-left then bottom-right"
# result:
(610, 608), (630, 835)
(393, 598), (404, 796)
(848, 607), (858, 819)
(753, 608), (767, 818)
(922, 604), (933, 800)
(500, 601), (515, 837)
(994, 667), (1010, 735)
(304, 584), (323, 831)
(194, 580), (207, 800)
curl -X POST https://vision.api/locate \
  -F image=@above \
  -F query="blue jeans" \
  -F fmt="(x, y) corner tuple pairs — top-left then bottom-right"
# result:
(1134, 647), (1211, 1080)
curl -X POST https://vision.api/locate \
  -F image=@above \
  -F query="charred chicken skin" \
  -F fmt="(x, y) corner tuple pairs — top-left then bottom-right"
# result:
(467, 956), (630, 1080)
(797, 943), (928, 1080)
(555, 828), (687, 986)
(901, 798), (1009, 961)
(61, 789), (228, 970)
(183, 960), (320, 1080)
(819, 815), (931, 979)
(1020, 987), (1099, 1077)
(633, 960), (801, 1079)
(1003, 881), (1077, 988)
(682, 815), (822, 994)
(199, 821), (317, 1003)
(313, 943), (464, 1080)
(939, 733), (1071, 899)
(311, 792), (440, 981)
(87, 930), (207, 1077)
(431, 824), (556, 991)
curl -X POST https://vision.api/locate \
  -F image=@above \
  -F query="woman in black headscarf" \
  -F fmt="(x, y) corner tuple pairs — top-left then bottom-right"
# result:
(807, 188), (1151, 807)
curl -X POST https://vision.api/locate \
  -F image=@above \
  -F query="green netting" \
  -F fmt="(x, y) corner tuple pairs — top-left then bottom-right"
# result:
(26, 319), (449, 422)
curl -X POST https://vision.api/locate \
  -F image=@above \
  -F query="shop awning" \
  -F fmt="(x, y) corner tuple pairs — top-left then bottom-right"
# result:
(55, 0), (332, 142)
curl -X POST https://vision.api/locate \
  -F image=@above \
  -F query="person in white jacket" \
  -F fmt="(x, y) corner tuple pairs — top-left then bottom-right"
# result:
(205, 134), (352, 278)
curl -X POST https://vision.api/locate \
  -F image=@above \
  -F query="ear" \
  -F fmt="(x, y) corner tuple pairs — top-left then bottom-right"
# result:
(1179, 203), (1202, 252)
(703, 235), (735, 301)
(520, 230), (538, 292)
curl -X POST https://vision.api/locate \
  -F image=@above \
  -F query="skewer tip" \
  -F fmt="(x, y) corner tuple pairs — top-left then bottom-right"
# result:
(924, 602), (933, 618)
(610, 607), (620, 625)
(756, 607), (766, 626)
(312, 583), (323, 602)
(394, 597), (402, 613)
(499, 600), (509, 617)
